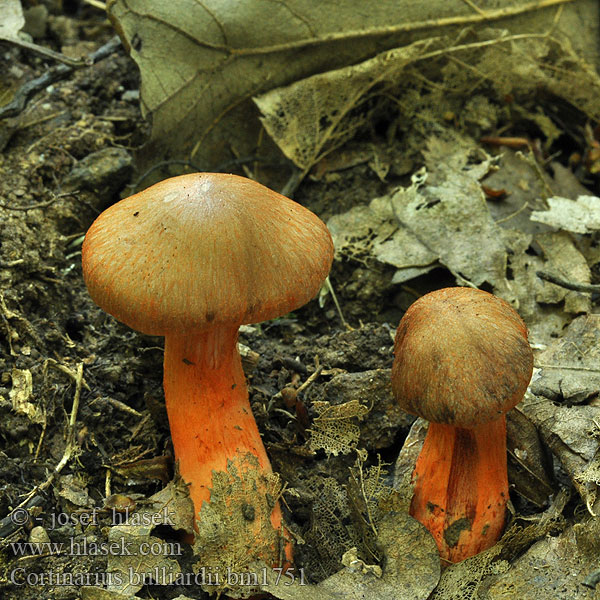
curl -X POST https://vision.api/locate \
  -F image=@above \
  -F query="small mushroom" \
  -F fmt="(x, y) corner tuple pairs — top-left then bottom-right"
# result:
(82, 173), (334, 562)
(391, 287), (533, 563)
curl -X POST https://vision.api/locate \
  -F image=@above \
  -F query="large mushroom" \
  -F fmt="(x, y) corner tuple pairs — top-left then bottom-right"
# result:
(82, 173), (333, 563)
(391, 287), (533, 563)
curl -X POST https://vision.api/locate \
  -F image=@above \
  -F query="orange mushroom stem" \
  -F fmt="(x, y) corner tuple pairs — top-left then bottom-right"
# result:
(163, 328), (286, 550)
(410, 417), (508, 563)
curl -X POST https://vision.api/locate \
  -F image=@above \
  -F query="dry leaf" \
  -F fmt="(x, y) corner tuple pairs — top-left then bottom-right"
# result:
(532, 314), (600, 404)
(485, 519), (600, 600)
(256, 38), (436, 170)
(257, 511), (439, 600)
(257, 28), (600, 175)
(531, 195), (600, 233)
(106, 1), (600, 175)
(506, 409), (554, 508)
(0, 0), (24, 41)
(330, 134), (513, 294)
(192, 454), (286, 598)
(535, 231), (592, 314)
(307, 399), (369, 456)
(522, 393), (600, 515)
(9, 367), (44, 424)
(106, 481), (190, 596)
(81, 587), (139, 600)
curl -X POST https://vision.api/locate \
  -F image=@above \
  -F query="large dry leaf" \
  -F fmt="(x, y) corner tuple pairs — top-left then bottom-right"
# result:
(328, 135), (514, 294)
(257, 511), (440, 600)
(485, 519), (600, 600)
(105, 0), (599, 173)
(257, 23), (600, 174)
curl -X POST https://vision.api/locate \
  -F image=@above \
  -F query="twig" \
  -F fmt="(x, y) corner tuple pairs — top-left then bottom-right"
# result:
(280, 169), (306, 198)
(128, 160), (204, 191)
(295, 364), (323, 396)
(102, 396), (143, 417)
(0, 36), (121, 119)
(324, 276), (351, 330)
(0, 291), (18, 356)
(105, 469), (112, 498)
(84, 0), (107, 9)
(0, 34), (90, 67)
(536, 270), (600, 294)
(0, 191), (78, 211)
(0, 495), (44, 538)
(0, 259), (24, 267)
(583, 568), (600, 590)
(495, 200), (530, 224)
(52, 362), (84, 474)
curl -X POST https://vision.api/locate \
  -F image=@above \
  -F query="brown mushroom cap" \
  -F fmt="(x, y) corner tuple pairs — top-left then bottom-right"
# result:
(82, 173), (334, 335)
(392, 287), (533, 428)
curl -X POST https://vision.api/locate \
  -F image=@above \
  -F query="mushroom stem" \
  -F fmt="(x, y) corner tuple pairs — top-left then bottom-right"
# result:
(163, 327), (286, 557)
(410, 417), (508, 563)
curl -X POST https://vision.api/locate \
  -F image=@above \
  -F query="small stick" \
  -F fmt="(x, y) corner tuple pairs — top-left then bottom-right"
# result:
(0, 36), (121, 119)
(0, 34), (90, 67)
(325, 276), (351, 330)
(103, 396), (143, 418)
(536, 270), (600, 294)
(295, 364), (323, 396)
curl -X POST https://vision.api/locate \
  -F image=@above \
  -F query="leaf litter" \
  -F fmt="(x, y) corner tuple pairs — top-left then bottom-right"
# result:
(4, 2), (600, 599)
(92, 74), (600, 600)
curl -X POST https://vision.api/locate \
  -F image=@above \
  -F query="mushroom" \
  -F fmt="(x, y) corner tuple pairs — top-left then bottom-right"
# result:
(391, 287), (533, 563)
(82, 173), (334, 562)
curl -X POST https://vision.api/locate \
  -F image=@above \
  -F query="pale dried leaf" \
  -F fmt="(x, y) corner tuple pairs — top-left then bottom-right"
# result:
(105, 481), (188, 595)
(81, 587), (139, 600)
(531, 314), (600, 404)
(9, 367), (44, 425)
(0, 0), (24, 40)
(308, 399), (369, 456)
(106, 1), (600, 174)
(390, 136), (510, 293)
(106, 0), (443, 172)
(258, 29), (600, 175)
(531, 195), (600, 233)
(256, 38), (437, 169)
(431, 545), (509, 600)
(328, 139), (515, 294)
(522, 392), (600, 515)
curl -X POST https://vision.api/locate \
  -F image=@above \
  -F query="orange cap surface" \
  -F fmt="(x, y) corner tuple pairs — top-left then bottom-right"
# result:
(82, 173), (334, 335)
(392, 287), (533, 428)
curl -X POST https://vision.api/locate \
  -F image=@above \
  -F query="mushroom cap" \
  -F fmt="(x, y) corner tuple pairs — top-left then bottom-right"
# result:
(391, 287), (533, 428)
(82, 173), (334, 335)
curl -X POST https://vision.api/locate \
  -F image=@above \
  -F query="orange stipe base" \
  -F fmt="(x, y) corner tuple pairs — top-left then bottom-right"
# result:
(163, 327), (291, 564)
(410, 417), (508, 563)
